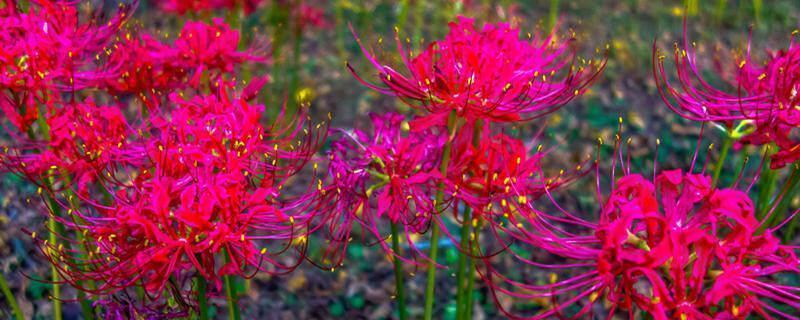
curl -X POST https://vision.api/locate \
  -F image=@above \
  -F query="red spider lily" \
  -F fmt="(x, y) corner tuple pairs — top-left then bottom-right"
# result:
(447, 124), (585, 214)
(481, 166), (800, 319)
(28, 81), (326, 303)
(349, 16), (605, 130)
(654, 28), (800, 168)
(0, 0), (134, 131)
(0, 99), (131, 196)
(174, 19), (268, 88)
(158, 0), (268, 15)
(99, 32), (186, 96)
(312, 112), (450, 267)
(292, 3), (329, 31)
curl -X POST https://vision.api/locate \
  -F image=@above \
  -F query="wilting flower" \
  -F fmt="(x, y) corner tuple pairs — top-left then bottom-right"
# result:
(313, 112), (448, 266)
(29, 81), (325, 304)
(655, 29), (800, 168)
(483, 167), (799, 319)
(349, 17), (605, 129)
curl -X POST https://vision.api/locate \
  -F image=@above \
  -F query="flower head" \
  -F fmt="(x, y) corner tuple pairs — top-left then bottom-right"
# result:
(314, 112), (447, 267)
(655, 28), (800, 168)
(349, 17), (605, 129)
(484, 167), (799, 319)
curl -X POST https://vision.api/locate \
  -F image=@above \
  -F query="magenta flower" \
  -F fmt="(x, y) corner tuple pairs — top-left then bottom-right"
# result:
(174, 19), (268, 87)
(483, 168), (799, 319)
(655, 29), (800, 168)
(349, 17), (605, 130)
(29, 81), (326, 304)
(314, 112), (448, 267)
(0, 0), (134, 131)
(158, 0), (267, 15)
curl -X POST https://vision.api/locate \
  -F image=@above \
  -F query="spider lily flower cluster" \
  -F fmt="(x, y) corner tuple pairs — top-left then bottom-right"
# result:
(348, 16), (605, 130)
(0, 1), (325, 318)
(485, 165), (799, 319)
(0, 1), (798, 319)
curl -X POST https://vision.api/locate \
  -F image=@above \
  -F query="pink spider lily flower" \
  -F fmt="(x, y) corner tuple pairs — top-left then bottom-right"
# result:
(313, 112), (449, 267)
(158, 0), (267, 16)
(174, 19), (268, 88)
(0, 0), (135, 131)
(293, 3), (329, 32)
(348, 17), (606, 130)
(447, 125), (586, 214)
(0, 99), (131, 196)
(480, 166), (799, 319)
(28, 81), (326, 306)
(655, 27), (800, 168)
(98, 31), (186, 96)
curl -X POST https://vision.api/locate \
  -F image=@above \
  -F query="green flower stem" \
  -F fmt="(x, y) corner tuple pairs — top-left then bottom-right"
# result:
(223, 250), (241, 320)
(463, 219), (481, 320)
(0, 272), (24, 320)
(196, 276), (209, 320)
(424, 110), (458, 320)
(48, 214), (62, 320)
(765, 162), (800, 233)
(548, 0), (560, 30)
(390, 222), (407, 320)
(455, 206), (472, 320)
(711, 132), (733, 187)
(756, 145), (778, 219)
(457, 119), (484, 319)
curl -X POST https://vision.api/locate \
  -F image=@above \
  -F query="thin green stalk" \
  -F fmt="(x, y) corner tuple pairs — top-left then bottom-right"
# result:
(287, 24), (303, 117)
(390, 222), (407, 320)
(714, 0), (727, 24)
(412, 0), (423, 50)
(224, 274), (240, 320)
(457, 120), (483, 319)
(334, 0), (348, 59)
(0, 272), (24, 320)
(223, 250), (241, 320)
(712, 133), (732, 187)
(397, 0), (411, 33)
(756, 146), (778, 219)
(548, 0), (560, 30)
(424, 111), (458, 320)
(764, 162), (800, 234)
(753, 0), (762, 25)
(455, 206), (472, 319)
(196, 276), (209, 320)
(48, 215), (62, 320)
(463, 220), (481, 320)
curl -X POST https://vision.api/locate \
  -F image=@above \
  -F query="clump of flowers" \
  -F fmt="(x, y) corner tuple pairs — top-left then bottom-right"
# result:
(655, 29), (800, 168)
(484, 166), (799, 319)
(0, 0), (134, 132)
(27, 81), (325, 312)
(0, 1), (325, 318)
(349, 16), (605, 129)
